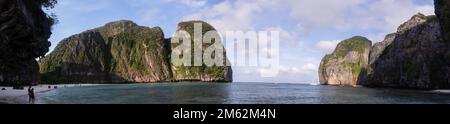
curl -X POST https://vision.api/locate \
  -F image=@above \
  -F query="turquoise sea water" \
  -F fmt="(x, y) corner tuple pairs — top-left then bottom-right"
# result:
(41, 82), (450, 104)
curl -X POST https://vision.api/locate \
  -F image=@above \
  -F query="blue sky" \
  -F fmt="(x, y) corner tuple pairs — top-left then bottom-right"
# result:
(47, 0), (435, 83)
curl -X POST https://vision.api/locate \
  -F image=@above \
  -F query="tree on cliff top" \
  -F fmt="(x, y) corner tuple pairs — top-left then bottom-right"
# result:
(38, 0), (58, 26)
(38, 0), (57, 8)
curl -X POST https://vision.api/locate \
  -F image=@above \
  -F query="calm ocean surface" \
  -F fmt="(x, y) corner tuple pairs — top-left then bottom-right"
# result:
(41, 82), (450, 104)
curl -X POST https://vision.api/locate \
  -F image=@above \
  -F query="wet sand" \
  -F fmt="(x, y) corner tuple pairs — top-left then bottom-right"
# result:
(0, 84), (91, 104)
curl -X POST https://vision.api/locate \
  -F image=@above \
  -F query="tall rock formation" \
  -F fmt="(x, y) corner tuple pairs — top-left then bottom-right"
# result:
(364, 13), (448, 90)
(435, 0), (450, 41)
(319, 0), (450, 90)
(435, 0), (450, 89)
(368, 33), (396, 65)
(39, 20), (173, 83)
(170, 21), (232, 82)
(319, 36), (372, 86)
(0, 0), (55, 86)
(39, 20), (232, 83)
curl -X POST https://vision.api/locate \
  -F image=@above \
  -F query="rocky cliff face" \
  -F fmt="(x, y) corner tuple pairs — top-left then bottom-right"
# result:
(171, 21), (232, 82)
(369, 33), (396, 65)
(319, 36), (372, 86)
(364, 13), (448, 90)
(39, 20), (232, 83)
(0, 0), (54, 85)
(435, 0), (450, 41)
(39, 20), (173, 83)
(320, 1), (450, 90)
(435, 0), (450, 89)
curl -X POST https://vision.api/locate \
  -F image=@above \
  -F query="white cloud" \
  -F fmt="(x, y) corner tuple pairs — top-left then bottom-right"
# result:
(288, 0), (365, 29)
(289, 0), (435, 34)
(252, 63), (319, 83)
(301, 63), (318, 72)
(165, 0), (435, 83)
(415, 5), (435, 16)
(163, 0), (207, 8)
(316, 40), (340, 53)
(182, 0), (435, 43)
(182, 0), (279, 32)
(258, 64), (317, 76)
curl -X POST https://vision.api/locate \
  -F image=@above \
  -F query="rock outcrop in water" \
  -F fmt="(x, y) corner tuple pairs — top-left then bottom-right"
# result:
(319, 36), (372, 86)
(38, 20), (232, 83)
(39, 20), (172, 83)
(171, 21), (232, 82)
(0, 0), (55, 86)
(320, 0), (450, 90)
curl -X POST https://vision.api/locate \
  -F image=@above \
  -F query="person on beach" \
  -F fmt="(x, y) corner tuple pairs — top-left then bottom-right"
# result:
(28, 85), (35, 104)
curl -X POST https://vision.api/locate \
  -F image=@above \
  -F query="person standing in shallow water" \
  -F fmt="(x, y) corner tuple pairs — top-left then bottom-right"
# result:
(28, 85), (35, 104)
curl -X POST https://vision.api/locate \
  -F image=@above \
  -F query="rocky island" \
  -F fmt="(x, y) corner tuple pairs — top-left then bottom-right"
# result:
(319, 0), (450, 90)
(319, 36), (372, 86)
(38, 20), (232, 84)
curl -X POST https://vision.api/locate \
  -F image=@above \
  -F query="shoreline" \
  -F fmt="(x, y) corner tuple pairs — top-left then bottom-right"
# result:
(0, 84), (97, 104)
(431, 90), (450, 94)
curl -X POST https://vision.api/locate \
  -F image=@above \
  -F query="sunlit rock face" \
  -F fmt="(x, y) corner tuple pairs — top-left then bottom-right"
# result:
(39, 20), (233, 84)
(319, 1), (450, 90)
(39, 20), (173, 83)
(171, 21), (232, 82)
(319, 36), (372, 86)
(0, 0), (53, 86)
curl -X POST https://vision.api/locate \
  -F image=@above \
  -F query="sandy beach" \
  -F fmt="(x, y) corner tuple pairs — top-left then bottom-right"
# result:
(432, 90), (450, 94)
(0, 84), (94, 104)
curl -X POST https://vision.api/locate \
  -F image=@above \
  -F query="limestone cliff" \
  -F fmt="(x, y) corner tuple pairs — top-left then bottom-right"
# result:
(39, 20), (172, 83)
(435, 0), (450, 41)
(170, 21), (233, 82)
(39, 20), (232, 83)
(364, 13), (448, 90)
(0, 0), (55, 85)
(320, 1), (450, 90)
(319, 36), (372, 86)
(369, 33), (396, 65)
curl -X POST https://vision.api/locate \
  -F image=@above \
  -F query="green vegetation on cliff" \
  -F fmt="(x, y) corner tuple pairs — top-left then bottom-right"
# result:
(39, 20), (173, 83)
(333, 36), (372, 58)
(39, 20), (232, 83)
(319, 36), (372, 86)
(171, 21), (232, 82)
